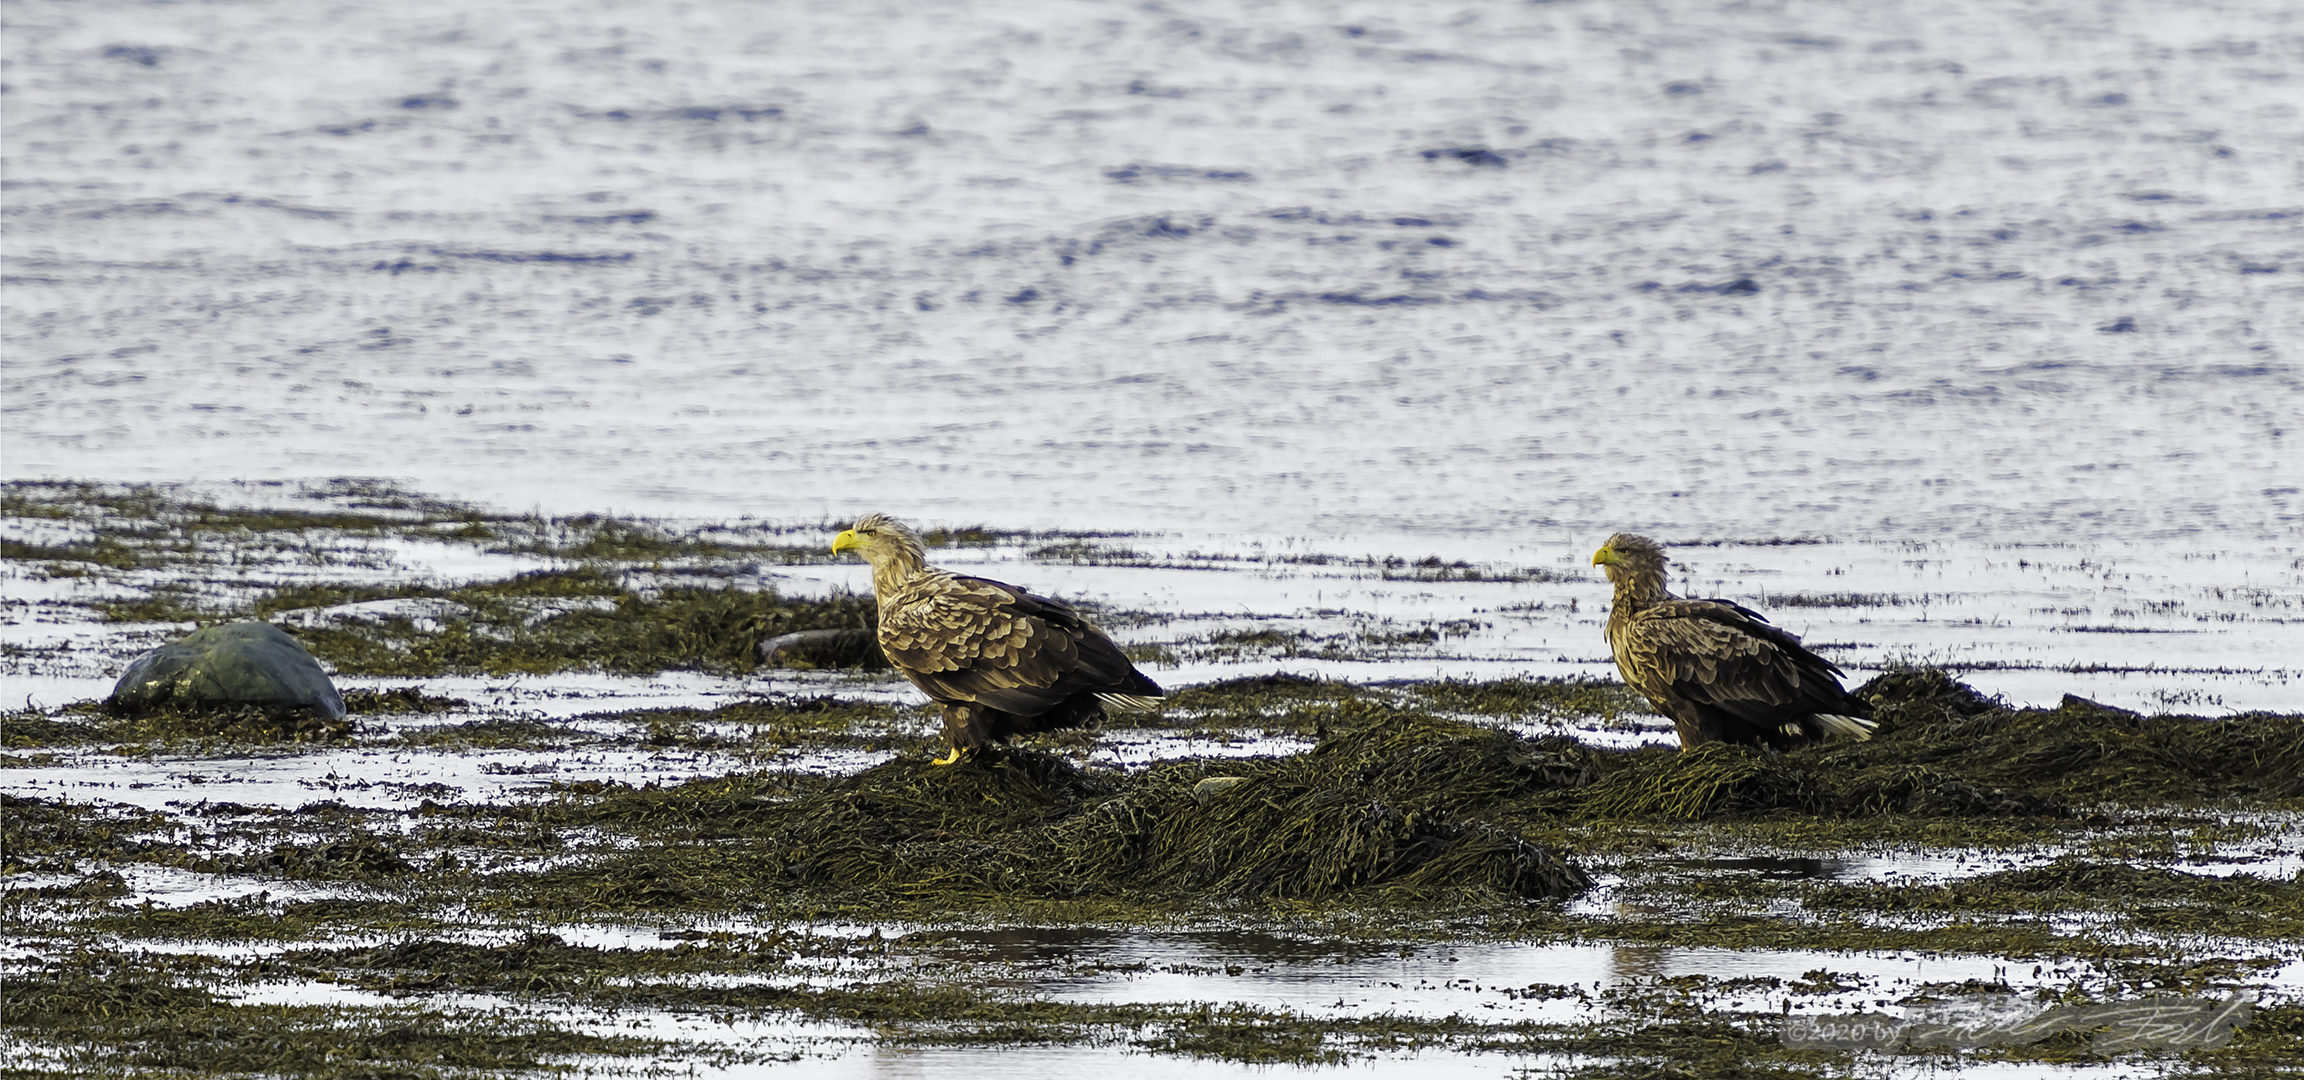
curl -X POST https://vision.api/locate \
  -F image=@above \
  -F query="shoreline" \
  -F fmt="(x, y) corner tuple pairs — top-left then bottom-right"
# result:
(3, 478), (2300, 1076)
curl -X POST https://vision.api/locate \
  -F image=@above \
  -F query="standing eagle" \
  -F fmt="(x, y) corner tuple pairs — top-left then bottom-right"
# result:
(1591, 533), (1874, 751)
(831, 514), (1164, 765)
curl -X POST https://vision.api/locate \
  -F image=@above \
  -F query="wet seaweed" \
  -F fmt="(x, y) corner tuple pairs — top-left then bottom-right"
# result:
(212, 835), (418, 880)
(388, 716), (578, 750)
(0, 535), (147, 570)
(477, 712), (1592, 917)
(340, 688), (470, 714)
(10, 478), (2304, 1074)
(1581, 743), (1814, 820)
(0, 711), (109, 748)
(243, 569), (881, 677)
(1803, 860), (2304, 940)
(0, 794), (178, 869)
(1170, 667), (1363, 709)
(1, 481), (500, 572)
(1832, 669), (2304, 807)
(101, 701), (355, 744)
(0, 966), (219, 1027)
(579, 696), (914, 750)
(77, 895), (446, 941)
(1538, 670), (2302, 824)
(1408, 675), (1649, 722)
(22, 1008), (657, 1075)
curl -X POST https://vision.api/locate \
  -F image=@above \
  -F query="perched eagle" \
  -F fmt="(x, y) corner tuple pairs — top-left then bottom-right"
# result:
(1591, 533), (1875, 751)
(831, 514), (1164, 765)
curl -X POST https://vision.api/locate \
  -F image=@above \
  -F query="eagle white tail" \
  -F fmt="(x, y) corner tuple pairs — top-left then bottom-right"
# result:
(1815, 714), (1877, 741)
(1096, 693), (1164, 712)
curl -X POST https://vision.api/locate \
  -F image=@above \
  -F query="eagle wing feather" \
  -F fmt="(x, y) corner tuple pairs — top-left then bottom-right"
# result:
(1624, 600), (1846, 720)
(879, 575), (1139, 714)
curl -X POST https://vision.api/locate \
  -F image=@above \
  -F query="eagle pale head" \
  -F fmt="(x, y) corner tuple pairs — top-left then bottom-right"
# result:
(1591, 532), (1667, 585)
(832, 514), (925, 567)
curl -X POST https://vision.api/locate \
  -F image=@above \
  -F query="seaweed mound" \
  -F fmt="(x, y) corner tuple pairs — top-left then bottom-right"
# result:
(772, 711), (1590, 904)
(1834, 671), (2304, 806)
(1567, 669), (2304, 821)
(500, 669), (2298, 916)
(1582, 743), (1813, 820)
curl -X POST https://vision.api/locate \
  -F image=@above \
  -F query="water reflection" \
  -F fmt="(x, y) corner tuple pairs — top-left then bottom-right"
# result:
(1666, 856), (1848, 880)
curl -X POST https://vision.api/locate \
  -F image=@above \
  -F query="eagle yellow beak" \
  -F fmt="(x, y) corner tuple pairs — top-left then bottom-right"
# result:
(831, 529), (861, 555)
(1592, 546), (1618, 567)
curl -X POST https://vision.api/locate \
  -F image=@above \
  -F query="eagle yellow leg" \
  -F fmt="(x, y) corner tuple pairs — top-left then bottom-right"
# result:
(930, 745), (966, 767)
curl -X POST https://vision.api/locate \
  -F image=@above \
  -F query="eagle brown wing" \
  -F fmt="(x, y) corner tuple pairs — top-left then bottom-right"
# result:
(1620, 599), (1861, 738)
(877, 574), (1151, 715)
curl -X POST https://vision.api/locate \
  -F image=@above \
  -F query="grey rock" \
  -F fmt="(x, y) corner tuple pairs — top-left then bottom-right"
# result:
(109, 621), (347, 719)
(758, 628), (885, 669)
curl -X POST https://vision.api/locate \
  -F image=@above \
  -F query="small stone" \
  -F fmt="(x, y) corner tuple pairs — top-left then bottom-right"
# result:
(1191, 776), (1251, 805)
(108, 621), (346, 719)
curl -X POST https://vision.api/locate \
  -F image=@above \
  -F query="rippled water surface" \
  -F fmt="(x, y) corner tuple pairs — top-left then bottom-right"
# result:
(5, 0), (2299, 541)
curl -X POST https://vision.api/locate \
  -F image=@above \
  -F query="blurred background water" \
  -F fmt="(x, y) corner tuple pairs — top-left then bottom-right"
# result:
(5, 0), (2299, 542)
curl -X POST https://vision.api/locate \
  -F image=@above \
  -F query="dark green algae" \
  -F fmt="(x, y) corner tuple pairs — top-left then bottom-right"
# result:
(8, 675), (2304, 1074)
(9, 486), (2304, 1073)
(4, 480), (884, 681)
(1, 956), (664, 1078)
(6, 946), (2296, 1076)
(152, 566), (881, 681)
(11, 670), (2303, 927)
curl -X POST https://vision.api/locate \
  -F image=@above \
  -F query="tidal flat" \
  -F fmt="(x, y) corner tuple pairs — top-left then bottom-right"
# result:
(3, 480), (2301, 1078)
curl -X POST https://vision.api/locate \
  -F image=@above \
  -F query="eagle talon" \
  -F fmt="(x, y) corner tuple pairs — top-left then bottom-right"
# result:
(930, 746), (965, 767)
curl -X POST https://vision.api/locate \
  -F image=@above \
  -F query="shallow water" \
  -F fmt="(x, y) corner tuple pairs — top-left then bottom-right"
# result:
(10, 519), (2296, 713)
(12, 918), (2289, 1077)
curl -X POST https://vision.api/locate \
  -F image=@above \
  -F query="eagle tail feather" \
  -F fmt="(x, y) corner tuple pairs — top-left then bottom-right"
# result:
(1813, 713), (1876, 741)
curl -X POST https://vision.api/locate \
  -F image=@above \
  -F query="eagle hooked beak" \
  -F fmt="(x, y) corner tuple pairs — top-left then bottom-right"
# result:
(831, 529), (861, 555)
(1591, 546), (1619, 567)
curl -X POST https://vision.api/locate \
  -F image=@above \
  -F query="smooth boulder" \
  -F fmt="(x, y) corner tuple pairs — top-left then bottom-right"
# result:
(108, 621), (347, 719)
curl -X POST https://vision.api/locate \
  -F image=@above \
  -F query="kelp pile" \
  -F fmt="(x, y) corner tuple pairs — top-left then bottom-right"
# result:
(484, 712), (1593, 914)
(1529, 668), (2303, 824)
(421, 669), (2303, 921)
(243, 567), (881, 679)
(782, 715), (1591, 903)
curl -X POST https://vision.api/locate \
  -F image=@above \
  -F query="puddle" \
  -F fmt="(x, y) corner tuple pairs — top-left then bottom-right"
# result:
(660, 1054), (2171, 1080)
(1664, 855), (1852, 880)
(1088, 729), (1316, 767)
(153, 947), (2286, 1080)
(9, 529), (2302, 719)
(913, 927), (2303, 1022)
(63, 864), (367, 910)
(2, 742), (763, 812)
